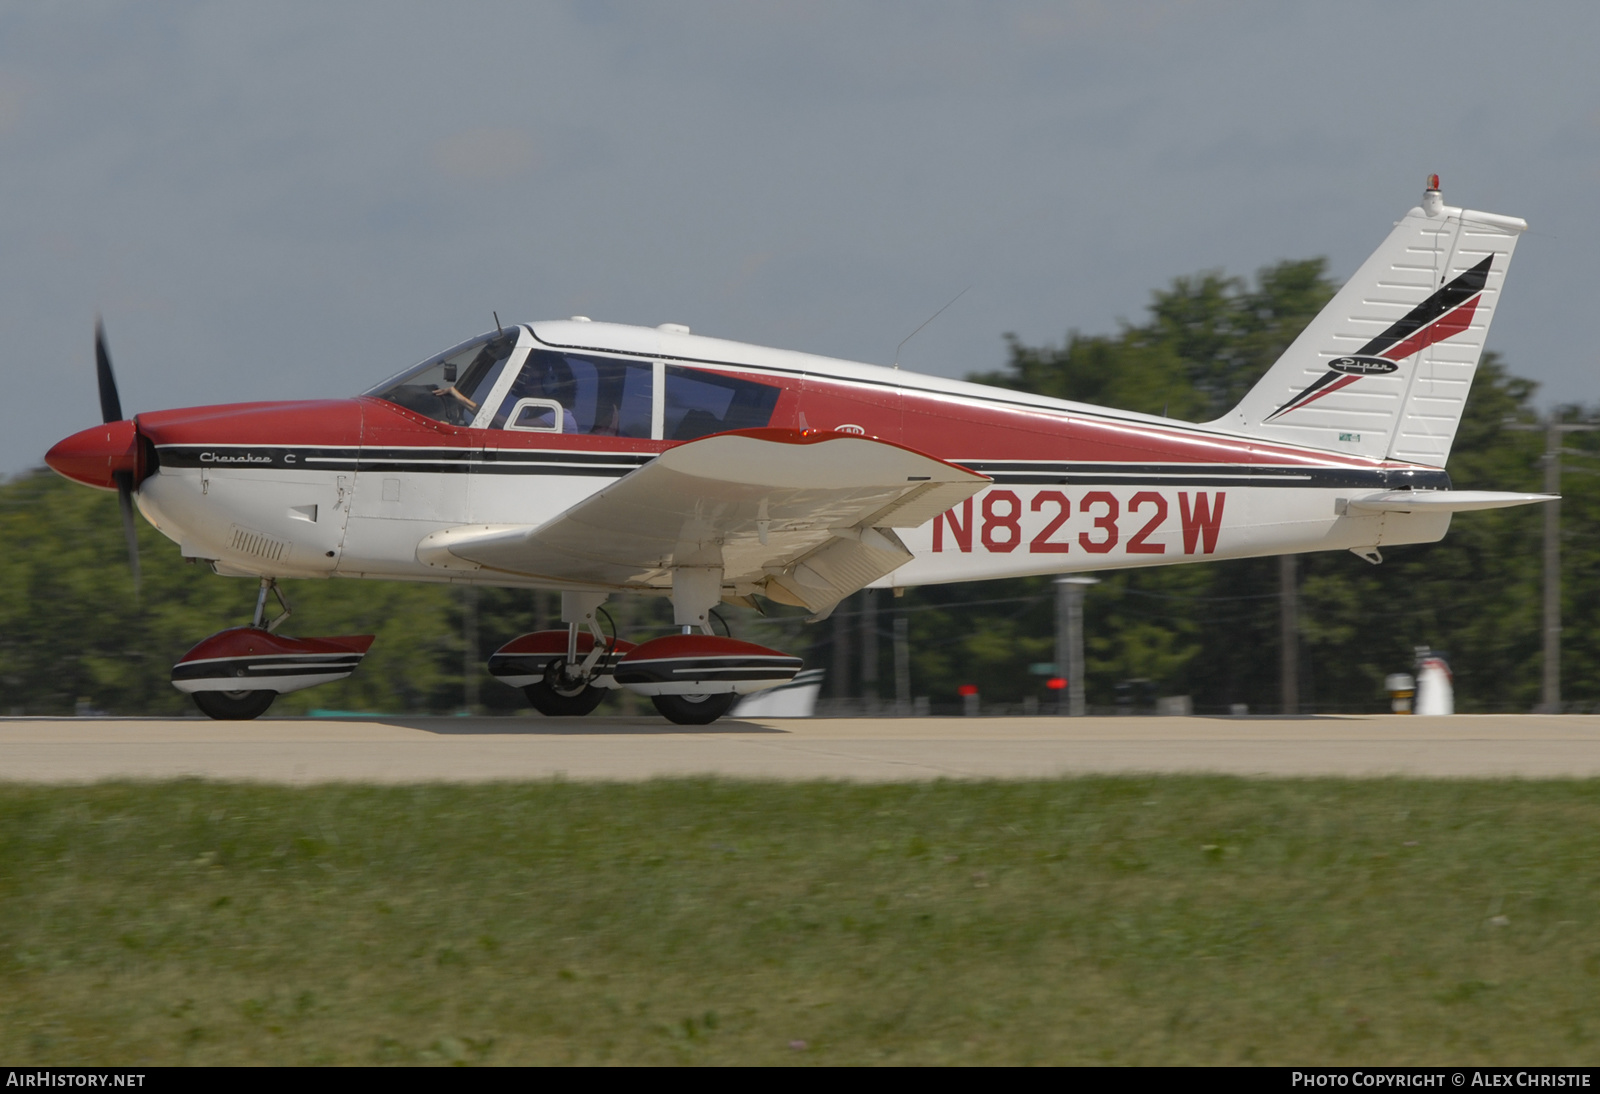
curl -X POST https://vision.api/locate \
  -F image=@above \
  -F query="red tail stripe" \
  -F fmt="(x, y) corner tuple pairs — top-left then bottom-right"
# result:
(1383, 294), (1480, 363)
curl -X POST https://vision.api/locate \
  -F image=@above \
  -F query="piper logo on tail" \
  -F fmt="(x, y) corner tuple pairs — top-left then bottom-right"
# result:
(1327, 356), (1399, 376)
(1265, 256), (1492, 422)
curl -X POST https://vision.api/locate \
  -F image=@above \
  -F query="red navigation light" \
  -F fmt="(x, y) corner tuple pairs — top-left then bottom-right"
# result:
(957, 684), (978, 697)
(1045, 677), (1067, 691)
(1426, 173), (1440, 191)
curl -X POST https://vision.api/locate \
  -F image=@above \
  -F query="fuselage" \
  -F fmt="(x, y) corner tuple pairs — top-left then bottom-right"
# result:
(98, 319), (1453, 593)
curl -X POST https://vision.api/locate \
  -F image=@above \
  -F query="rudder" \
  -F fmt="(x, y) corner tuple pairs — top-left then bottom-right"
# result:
(1209, 178), (1526, 467)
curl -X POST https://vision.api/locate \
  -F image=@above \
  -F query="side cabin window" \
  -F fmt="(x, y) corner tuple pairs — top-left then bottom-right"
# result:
(364, 331), (520, 427)
(664, 366), (780, 440)
(493, 351), (654, 437)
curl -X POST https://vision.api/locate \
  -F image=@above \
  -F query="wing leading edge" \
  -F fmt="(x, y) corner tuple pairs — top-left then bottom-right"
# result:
(416, 428), (991, 613)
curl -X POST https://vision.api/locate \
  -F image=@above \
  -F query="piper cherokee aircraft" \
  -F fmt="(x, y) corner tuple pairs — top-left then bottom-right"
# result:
(45, 178), (1551, 724)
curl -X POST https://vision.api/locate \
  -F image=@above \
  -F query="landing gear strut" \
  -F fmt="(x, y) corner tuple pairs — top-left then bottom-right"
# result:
(489, 593), (627, 718)
(252, 576), (292, 633)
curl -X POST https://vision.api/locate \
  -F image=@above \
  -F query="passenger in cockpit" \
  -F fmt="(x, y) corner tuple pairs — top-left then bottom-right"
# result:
(591, 401), (621, 436)
(496, 353), (578, 432)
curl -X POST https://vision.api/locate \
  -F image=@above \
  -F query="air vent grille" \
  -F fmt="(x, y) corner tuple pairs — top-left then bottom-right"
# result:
(229, 525), (289, 562)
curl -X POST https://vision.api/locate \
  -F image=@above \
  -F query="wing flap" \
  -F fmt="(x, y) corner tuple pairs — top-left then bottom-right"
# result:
(762, 526), (915, 614)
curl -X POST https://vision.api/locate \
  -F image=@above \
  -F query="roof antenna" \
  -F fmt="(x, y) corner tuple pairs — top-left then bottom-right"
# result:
(493, 311), (504, 335)
(893, 285), (970, 370)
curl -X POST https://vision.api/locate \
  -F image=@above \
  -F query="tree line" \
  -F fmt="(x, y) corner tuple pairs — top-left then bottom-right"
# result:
(2, 257), (1591, 716)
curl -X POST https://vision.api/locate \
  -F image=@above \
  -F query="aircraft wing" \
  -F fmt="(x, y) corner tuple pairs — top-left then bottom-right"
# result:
(416, 428), (990, 613)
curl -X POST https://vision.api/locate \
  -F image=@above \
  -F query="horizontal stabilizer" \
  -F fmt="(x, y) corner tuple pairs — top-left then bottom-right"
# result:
(1347, 490), (1555, 514)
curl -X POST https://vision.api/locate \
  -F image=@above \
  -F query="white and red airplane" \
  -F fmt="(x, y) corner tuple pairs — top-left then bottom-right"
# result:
(45, 178), (1550, 723)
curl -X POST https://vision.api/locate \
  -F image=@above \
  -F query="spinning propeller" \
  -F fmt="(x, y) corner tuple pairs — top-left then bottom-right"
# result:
(96, 322), (142, 593)
(44, 322), (146, 592)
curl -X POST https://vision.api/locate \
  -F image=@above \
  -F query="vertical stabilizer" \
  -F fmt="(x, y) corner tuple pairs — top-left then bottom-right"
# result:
(1209, 179), (1526, 466)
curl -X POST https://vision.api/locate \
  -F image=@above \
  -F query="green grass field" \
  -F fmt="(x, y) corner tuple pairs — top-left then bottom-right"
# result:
(2, 777), (1597, 1065)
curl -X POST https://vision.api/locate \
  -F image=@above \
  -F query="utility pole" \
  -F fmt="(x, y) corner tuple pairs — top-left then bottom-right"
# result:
(1543, 417), (1562, 713)
(893, 614), (911, 716)
(1055, 576), (1098, 716)
(1280, 554), (1299, 715)
(1509, 415), (1599, 713)
(860, 588), (879, 713)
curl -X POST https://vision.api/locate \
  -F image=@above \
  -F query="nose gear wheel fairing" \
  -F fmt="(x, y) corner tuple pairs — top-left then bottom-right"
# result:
(172, 628), (375, 697)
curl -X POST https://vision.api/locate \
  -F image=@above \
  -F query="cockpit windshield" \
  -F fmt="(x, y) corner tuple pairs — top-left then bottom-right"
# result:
(363, 331), (521, 427)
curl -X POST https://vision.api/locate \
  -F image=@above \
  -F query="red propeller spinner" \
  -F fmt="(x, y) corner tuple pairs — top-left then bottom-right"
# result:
(45, 418), (146, 491)
(44, 321), (146, 589)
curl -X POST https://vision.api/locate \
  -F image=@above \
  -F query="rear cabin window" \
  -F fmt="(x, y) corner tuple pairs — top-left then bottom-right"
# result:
(664, 366), (780, 440)
(492, 351), (653, 437)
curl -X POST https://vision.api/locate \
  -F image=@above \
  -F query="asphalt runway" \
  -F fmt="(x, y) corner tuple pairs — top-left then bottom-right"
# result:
(3, 713), (1600, 783)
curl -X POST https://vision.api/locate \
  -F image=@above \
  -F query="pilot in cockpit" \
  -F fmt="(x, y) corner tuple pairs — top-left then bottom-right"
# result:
(430, 363), (480, 421)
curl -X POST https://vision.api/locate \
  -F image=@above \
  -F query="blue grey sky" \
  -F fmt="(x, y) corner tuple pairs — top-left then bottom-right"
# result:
(5, 2), (1598, 476)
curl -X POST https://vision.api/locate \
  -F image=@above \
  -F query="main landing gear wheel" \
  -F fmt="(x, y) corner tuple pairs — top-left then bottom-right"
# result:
(192, 689), (277, 721)
(523, 659), (607, 717)
(651, 692), (737, 726)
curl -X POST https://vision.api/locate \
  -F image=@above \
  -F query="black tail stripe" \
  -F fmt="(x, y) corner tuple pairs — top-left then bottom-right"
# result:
(1358, 256), (1492, 358)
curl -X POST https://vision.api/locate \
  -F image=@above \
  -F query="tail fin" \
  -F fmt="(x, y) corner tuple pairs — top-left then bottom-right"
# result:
(1209, 180), (1526, 467)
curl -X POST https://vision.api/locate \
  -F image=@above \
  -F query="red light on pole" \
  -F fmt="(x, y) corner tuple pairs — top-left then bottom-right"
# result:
(957, 684), (978, 697)
(1045, 677), (1066, 691)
